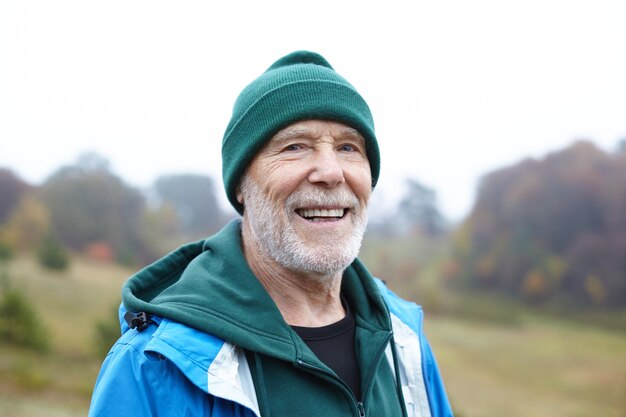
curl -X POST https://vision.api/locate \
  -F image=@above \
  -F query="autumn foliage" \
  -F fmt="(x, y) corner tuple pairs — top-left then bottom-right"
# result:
(450, 141), (626, 308)
(0, 154), (233, 267)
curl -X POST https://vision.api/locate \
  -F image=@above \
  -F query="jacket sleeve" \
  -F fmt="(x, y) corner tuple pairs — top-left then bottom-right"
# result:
(420, 334), (454, 417)
(88, 330), (212, 417)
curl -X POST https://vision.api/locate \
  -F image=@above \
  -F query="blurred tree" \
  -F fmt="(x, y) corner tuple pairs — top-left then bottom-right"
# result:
(93, 304), (121, 359)
(396, 179), (446, 236)
(141, 202), (181, 255)
(451, 140), (626, 308)
(0, 242), (11, 291)
(153, 174), (228, 238)
(369, 178), (447, 237)
(0, 286), (50, 351)
(0, 168), (31, 224)
(0, 242), (11, 263)
(37, 234), (70, 271)
(521, 269), (547, 301)
(41, 153), (152, 263)
(584, 274), (606, 306)
(1, 193), (50, 252)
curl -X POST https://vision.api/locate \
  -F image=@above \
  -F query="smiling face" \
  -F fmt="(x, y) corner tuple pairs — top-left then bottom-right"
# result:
(238, 119), (372, 277)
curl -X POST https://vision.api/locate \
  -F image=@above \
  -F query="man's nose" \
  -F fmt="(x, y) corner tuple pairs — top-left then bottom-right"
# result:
(307, 148), (345, 188)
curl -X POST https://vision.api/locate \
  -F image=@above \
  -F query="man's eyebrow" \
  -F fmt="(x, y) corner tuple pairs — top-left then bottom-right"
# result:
(340, 128), (365, 142)
(271, 127), (365, 143)
(271, 127), (315, 143)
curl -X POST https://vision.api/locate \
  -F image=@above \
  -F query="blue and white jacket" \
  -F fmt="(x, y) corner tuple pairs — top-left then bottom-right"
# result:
(89, 221), (453, 417)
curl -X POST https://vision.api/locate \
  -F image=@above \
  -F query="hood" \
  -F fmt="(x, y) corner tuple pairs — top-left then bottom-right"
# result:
(122, 219), (390, 363)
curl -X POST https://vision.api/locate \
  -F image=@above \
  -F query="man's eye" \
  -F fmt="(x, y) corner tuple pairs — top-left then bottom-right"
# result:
(284, 144), (303, 151)
(339, 144), (356, 152)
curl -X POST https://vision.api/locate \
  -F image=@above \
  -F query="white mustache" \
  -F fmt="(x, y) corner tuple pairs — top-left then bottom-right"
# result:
(285, 188), (360, 211)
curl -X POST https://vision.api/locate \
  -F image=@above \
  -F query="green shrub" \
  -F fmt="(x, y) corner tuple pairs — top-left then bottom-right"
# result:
(37, 235), (69, 271)
(0, 241), (12, 261)
(0, 242), (10, 290)
(0, 288), (50, 351)
(93, 305), (121, 358)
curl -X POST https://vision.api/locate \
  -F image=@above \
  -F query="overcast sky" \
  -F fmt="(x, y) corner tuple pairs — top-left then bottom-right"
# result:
(1, 0), (625, 221)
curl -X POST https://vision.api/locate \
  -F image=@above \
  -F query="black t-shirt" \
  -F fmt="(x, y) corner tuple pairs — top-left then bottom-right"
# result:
(291, 300), (362, 400)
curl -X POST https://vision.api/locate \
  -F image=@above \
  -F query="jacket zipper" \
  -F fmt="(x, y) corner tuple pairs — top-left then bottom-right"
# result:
(296, 359), (365, 417)
(357, 401), (366, 417)
(361, 330), (393, 404)
(295, 330), (393, 417)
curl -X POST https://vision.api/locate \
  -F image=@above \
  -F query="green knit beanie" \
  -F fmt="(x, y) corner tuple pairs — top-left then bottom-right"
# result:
(222, 50), (380, 214)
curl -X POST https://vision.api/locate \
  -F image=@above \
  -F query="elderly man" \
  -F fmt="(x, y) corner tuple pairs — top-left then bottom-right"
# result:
(89, 51), (453, 417)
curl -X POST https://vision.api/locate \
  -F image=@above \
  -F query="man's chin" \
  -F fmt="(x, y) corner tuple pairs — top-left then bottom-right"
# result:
(280, 238), (361, 274)
(294, 234), (358, 254)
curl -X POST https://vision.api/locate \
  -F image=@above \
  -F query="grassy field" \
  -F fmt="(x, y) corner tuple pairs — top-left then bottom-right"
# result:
(1, 254), (625, 417)
(426, 315), (626, 417)
(0, 255), (131, 415)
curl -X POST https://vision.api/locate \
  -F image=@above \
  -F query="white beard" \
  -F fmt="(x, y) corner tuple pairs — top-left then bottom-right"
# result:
(240, 175), (368, 277)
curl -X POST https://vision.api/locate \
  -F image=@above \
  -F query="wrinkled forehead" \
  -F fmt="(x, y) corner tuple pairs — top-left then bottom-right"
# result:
(268, 120), (366, 147)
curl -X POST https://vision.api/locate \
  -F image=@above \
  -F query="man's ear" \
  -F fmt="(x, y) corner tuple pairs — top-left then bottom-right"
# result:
(236, 187), (244, 205)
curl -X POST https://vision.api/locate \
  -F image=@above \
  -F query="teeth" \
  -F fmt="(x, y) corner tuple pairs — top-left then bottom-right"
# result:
(299, 208), (344, 218)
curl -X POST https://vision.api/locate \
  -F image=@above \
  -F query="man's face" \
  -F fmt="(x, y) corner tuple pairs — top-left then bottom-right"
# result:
(238, 119), (372, 276)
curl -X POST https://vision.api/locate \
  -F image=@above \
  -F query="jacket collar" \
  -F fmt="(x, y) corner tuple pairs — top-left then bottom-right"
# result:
(123, 219), (390, 363)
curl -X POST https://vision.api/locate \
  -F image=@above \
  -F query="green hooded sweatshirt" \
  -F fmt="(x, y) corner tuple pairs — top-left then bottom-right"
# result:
(122, 220), (406, 416)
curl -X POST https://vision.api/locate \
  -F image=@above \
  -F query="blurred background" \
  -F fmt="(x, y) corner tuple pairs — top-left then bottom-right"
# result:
(1, 1), (625, 416)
